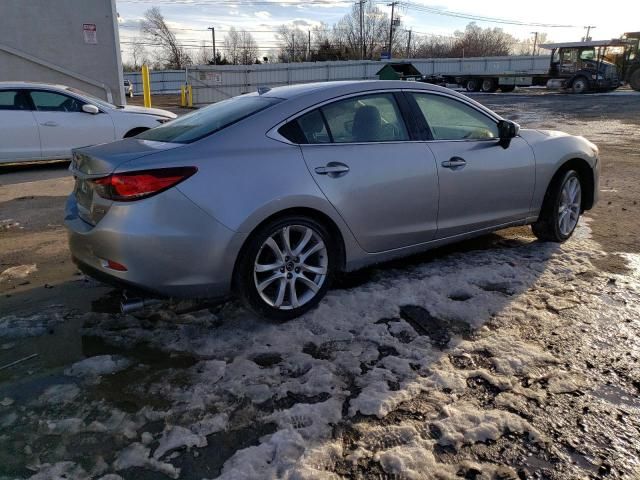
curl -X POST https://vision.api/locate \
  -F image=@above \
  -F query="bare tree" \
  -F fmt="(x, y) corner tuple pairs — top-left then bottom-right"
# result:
(130, 39), (148, 69)
(450, 23), (516, 57)
(276, 25), (308, 62)
(224, 27), (259, 65)
(333, 2), (389, 60)
(140, 7), (191, 69)
(515, 32), (550, 55)
(195, 41), (213, 65)
(412, 35), (456, 58)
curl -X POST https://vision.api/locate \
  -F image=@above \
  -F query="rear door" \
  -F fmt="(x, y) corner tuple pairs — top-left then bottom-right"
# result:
(0, 89), (41, 163)
(28, 89), (115, 159)
(290, 91), (439, 253)
(407, 91), (535, 239)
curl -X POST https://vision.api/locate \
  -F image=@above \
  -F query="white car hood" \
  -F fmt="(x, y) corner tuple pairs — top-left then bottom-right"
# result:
(117, 105), (176, 119)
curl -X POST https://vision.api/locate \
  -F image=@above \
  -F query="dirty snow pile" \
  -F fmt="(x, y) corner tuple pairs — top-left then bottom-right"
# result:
(2, 221), (639, 479)
(0, 311), (65, 339)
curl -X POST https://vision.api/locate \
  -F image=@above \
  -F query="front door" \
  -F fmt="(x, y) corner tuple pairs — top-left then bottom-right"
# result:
(0, 89), (41, 163)
(408, 92), (535, 239)
(28, 90), (115, 159)
(297, 92), (439, 253)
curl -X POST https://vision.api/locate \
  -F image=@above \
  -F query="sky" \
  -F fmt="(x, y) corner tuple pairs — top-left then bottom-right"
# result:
(115, 0), (640, 63)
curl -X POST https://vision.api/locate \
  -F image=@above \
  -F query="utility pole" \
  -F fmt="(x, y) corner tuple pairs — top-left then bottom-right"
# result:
(208, 27), (216, 64)
(584, 25), (596, 41)
(387, 1), (398, 59)
(530, 31), (539, 56)
(308, 30), (311, 61)
(406, 29), (412, 58)
(292, 33), (295, 63)
(358, 0), (366, 60)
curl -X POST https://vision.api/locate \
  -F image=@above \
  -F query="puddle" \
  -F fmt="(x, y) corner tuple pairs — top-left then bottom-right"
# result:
(590, 384), (640, 410)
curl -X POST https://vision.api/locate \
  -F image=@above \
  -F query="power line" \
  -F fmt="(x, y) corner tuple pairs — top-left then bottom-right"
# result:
(393, 2), (578, 28)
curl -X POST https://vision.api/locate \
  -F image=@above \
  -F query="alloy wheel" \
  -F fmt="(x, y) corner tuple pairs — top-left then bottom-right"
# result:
(558, 176), (581, 236)
(253, 225), (328, 310)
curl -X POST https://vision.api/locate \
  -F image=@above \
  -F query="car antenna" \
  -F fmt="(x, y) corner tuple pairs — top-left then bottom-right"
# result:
(257, 86), (271, 95)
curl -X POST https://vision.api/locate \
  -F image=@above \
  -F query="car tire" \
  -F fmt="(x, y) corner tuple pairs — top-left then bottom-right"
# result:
(630, 69), (640, 92)
(571, 76), (590, 94)
(465, 78), (481, 92)
(481, 78), (498, 92)
(532, 169), (582, 242)
(235, 216), (336, 320)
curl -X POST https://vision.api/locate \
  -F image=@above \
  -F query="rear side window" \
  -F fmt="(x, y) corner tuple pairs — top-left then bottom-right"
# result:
(0, 90), (31, 111)
(138, 95), (282, 144)
(279, 93), (408, 144)
(279, 110), (331, 144)
(322, 93), (408, 143)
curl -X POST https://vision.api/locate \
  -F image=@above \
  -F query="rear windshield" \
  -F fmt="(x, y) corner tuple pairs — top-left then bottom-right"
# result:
(137, 95), (282, 144)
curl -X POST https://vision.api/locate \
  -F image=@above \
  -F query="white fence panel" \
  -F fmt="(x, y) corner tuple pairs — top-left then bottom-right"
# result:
(188, 56), (551, 105)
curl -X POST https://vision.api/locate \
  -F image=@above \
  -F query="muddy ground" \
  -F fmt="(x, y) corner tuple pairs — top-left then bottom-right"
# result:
(0, 89), (639, 480)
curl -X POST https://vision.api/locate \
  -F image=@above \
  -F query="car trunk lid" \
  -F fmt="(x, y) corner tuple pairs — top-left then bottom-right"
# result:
(70, 139), (182, 225)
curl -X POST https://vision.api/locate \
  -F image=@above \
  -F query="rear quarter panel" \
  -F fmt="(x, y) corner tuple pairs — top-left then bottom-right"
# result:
(117, 122), (366, 269)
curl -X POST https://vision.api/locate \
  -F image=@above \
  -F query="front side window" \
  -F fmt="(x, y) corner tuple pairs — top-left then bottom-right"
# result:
(411, 93), (498, 141)
(30, 91), (84, 112)
(138, 95), (281, 144)
(0, 90), (31, 111)
(321, 93), (409, 143)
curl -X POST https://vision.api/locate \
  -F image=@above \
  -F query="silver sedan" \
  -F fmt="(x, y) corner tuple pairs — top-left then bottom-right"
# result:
(65, 80), (599, 319)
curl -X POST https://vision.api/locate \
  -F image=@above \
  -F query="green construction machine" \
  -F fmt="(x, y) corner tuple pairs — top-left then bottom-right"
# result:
(621, 32), (640, 91)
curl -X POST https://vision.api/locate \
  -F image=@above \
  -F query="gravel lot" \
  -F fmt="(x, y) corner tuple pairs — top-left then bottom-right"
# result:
(0, 89), (639, 480)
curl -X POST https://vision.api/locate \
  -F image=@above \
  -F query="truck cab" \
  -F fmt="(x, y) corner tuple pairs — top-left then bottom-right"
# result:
(543, 40), (628, 93)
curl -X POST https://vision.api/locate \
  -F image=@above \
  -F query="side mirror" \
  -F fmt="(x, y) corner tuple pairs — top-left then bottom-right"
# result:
(82, 104), (99, 115)
(497, 119), (520, 148)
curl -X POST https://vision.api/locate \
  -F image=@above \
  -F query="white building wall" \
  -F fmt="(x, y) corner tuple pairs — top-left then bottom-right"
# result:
(0, 0), (125, 105)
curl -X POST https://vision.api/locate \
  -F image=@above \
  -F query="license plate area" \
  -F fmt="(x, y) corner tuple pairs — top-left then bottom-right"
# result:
(75, 177), (93, 211)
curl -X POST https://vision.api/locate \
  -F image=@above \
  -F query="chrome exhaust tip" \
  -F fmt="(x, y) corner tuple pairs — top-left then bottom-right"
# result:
(120, 297), (163, 314)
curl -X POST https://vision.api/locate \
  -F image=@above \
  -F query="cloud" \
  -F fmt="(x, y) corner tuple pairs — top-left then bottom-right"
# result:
(291, 19), (312, 27)
(255, 11), (271, 19)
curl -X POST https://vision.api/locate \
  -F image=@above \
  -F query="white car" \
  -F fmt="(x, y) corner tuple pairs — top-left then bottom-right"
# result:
(0, 82), (176, 164)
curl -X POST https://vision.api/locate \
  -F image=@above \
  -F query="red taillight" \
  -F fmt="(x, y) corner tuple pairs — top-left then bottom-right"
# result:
(92, 167), (197, 201)
(105, 259), (128, 271)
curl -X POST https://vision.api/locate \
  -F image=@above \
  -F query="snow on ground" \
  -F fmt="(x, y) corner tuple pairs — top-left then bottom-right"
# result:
(1, 221), (639, 479)
(0, 311), (65, 339)
(64, 355), (132, 379)
(0, 264), (37, 283)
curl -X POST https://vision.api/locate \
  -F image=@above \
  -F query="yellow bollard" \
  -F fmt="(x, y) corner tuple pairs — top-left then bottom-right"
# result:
(142, 64), (152, 108)
(187, 85), (193, 108)
(180, 85), (186, 107)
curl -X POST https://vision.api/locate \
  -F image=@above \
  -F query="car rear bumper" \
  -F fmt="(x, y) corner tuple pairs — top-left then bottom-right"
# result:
(65, 188), (246, 299)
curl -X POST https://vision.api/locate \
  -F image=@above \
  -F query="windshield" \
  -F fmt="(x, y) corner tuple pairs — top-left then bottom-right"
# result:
(66, 87), (115, 110)
(136, 95), (282, 144)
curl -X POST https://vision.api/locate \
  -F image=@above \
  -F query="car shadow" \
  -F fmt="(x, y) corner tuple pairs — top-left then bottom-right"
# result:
(0, 224), (567, 478)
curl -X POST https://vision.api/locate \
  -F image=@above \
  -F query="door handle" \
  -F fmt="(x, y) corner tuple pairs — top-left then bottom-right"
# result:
(315, 162), (350, 177)
(441, 157), (466, 169)
(40, 121), (58, 127)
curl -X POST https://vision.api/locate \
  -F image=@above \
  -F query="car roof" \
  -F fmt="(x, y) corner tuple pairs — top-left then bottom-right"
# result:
(0, 81), (69, 91)
(261, 80), (451, 100)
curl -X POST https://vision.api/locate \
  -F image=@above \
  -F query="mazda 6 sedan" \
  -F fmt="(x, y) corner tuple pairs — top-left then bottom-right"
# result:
(65, 80), (599, 319)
